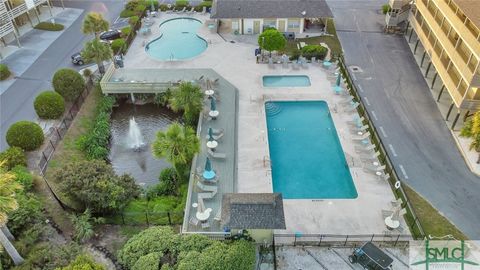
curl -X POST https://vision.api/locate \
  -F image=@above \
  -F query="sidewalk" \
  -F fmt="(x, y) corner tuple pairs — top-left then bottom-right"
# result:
(0, 7), (83, 94)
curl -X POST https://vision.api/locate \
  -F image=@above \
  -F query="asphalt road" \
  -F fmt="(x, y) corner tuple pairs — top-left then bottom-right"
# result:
(327, 0), (480, 238)
(0, 0), (125, 150)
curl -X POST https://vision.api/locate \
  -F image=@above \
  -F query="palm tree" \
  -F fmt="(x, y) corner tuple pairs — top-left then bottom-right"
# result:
(0, 161), (24, 265)
(152, 123), (200, 178)
(82, 12), (109, 38)
(81, 38), (113, 75)
(169, 82), (204, 126)
(70, 209), (104, 243)
(461, 112), (480, 163)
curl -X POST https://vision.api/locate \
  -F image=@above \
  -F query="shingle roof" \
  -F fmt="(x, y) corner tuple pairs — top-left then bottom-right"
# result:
(221, 193), (286, 229)
(211, 0), (333, 19)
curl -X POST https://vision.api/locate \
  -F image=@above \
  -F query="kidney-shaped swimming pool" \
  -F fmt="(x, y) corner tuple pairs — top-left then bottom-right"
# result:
(146, 18), (207, 61)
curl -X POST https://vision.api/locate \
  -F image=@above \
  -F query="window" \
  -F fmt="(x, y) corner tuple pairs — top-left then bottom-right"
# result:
(263, 19), (276, 29)
(287, 19), (300, 29)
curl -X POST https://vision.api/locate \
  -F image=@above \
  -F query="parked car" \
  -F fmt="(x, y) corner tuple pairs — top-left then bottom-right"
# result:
(99, 30), (121, 43)
(71, 52), (85, 65)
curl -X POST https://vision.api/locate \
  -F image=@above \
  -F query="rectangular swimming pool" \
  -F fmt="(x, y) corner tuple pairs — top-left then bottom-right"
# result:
(265, 101), (357, 199)
(263, 75), (311, 87)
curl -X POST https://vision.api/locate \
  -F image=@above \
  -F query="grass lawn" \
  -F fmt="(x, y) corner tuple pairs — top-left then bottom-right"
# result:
(280, 19), (342, 59)
(403, 184), (468, 240)
(45, 85), (102, 209)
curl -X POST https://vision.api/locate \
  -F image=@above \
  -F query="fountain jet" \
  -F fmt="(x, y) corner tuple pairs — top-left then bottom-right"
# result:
(128, 117), (145, 150)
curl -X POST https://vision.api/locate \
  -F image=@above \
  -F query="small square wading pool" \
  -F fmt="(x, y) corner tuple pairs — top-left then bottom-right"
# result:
(262, 75), (311, 87)
(265, 101), (358, 199)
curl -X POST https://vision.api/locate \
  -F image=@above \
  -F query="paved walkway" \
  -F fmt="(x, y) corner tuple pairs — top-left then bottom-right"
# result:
(327, 0), (480, 238)
(124, 13), (403, 236)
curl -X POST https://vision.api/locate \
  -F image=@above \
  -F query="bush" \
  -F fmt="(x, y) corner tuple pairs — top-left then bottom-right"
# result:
(52, 68), (85, 101)
(289, 48), (301, 60)
(382, 4), (392, 14)
(111, 38), (126, 54)
(16, 242), (83, 270)
(0, 64), (11, 80)
(58, 255), (106, 270)
(258, 28), (286, 52)
(76, 95), (115, 160)
(34, 22), (64, 31)
(141, 0), (159, 11)
(6, 121), (44, 151)
(0, 147), (27, 170)
(134, 4), (146, 15)
(121, 26), (132, 37)
(53, 160), (140, 213)
(129, 15), (139, 26)
(120, 9), (136, 18)
(7, 193), (43, 236)
(159, 4), (169, 11)
(34, 91), (65, 119)
(176, 0), (189, 6)
(194, 1), (211, 11)
(11, 165), (33, 190)
(301, 45), (327, 60)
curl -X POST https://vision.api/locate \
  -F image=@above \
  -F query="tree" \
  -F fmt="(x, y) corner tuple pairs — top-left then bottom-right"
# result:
(169, 82), (203, 126)
(152, 123), (199, 179)
(81, 12), (109, 38)
(52, 68), (85, 101)
(70, 209), (104, 243)
(53, 160), (140, 213)
(460, 112), (480, 163)
(258, 28), (286, 55)
(0, 161), (24, 265)
(81, 38), (113, 75)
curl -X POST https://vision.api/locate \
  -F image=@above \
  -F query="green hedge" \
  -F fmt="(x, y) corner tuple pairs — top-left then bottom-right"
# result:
(6, 121), (44, 151)
(120, 9), (136, 18)
(77, 95), (115, 160)
(52, 68), (85, 101)
(301, 45), (327, 60)
(129, 15), (139, 26)
(121, 26), (132, 37)
(0, 64), (11, 80)
(34, 22), (64, 31)
(0, 147), (27, 170)
(111, 38), (126, 54)
(34, 91), (65, 119)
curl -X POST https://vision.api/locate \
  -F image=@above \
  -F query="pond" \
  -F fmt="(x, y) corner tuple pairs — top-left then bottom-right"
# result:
(109, 102), (180, 187)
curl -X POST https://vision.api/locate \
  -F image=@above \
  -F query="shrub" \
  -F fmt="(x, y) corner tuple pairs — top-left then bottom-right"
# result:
(58, 255), (106, 270)
(121, 26), (132, 37)
(0, 64), (11, 80)
(6, 121), (44, 151)
(159, 4), (169, 11)
(382, 4), (392, 14)
(289, 48), (301, 60)
(34, 22), (64, 31)
(301, 45), (327, 60)
(194, 1), (211, 11)
(52, 68), (85, 101)
(17, 242), (83, 270)
(141, 0), (159, 11)
(76, 95), (115, 160)
(53, 160), (140, 213)
(129, 15), (139, 26)
(11, 165), (33, 190)
(120, 9), (136, 18)
(0, 147), (27, 170)
(7, 193), (43, 236)
(34, 91), (65, 119)
(134, 4), (146, 15)
(111, 38), (126, 54)
(176, 0), (188, 6)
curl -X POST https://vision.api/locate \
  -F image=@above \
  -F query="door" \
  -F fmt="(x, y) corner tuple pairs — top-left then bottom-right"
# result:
(253, 20), (261, 34)
(278, 20), (286, 32)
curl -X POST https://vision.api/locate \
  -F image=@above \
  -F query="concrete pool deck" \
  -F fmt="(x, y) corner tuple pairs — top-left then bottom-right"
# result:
(123, 13), (409, 236)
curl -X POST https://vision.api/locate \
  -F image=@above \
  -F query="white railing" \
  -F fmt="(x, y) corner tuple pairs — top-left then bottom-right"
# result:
(0, 21), (14, 38)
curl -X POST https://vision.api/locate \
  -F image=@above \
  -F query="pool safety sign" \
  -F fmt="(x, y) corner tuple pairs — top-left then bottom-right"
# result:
(410, 240), (480, 269)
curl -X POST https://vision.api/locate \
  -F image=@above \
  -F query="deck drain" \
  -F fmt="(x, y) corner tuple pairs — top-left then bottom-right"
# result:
(349, 66), (363, 73)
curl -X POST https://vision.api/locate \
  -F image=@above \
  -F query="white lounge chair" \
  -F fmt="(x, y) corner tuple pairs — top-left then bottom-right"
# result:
(208, 149), (226, 159)
(197, 181), (217, 193)
(205, 131), (224, 141)
(347, 116), (365, 126)
(214, 207), (221, 222)
(350, 125), (369, 132)
(340, 95), (354, 104)
(363, 164), (386, 174)
(187, 7), (194, 14)
(201, 6), (206, 14)
(345, 102), (360, 113)
(198, 191), (216, 200)
(201, 221), (210, 229)
(179, 7), (186, 12)
(189, 216), (200, 226)
(359, 151), (380, 161)
(382, 173), (391, 181)
(355, 144), (375, 153)
(352, 132), (370, 141)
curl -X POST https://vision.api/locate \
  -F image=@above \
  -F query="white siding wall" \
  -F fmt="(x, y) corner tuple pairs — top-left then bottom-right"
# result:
(243, 19), (254, 34)
(237, 18), (304, 34)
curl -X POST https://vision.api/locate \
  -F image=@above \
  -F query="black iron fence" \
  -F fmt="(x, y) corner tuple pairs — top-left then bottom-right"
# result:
(274, 233), (411, 248)
(104, 210), (184, 226)
(337, 56), (426, 239)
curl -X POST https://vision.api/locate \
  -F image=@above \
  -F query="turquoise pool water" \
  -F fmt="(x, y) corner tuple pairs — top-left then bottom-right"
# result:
(146, 18), (207, 60)
(265, 101), (357, 199)
(263, 75), (311, 87)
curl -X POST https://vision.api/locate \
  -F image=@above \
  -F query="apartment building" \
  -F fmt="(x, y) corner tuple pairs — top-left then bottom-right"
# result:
(403, 0), (480, 129)
(0, 0), (52, 46)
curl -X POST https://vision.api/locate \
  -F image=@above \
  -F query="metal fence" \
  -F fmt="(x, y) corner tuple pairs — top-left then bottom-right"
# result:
(104, 210), (185, 226)
(37, 81), (93, 210)
(337, 56), (426, 239)
(274, 233), (412, 248)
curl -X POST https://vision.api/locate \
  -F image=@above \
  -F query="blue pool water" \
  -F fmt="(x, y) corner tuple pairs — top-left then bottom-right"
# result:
(263, 75), (311, 87)
(265, 101), (357, 199)
(146, 18), (207, 60)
